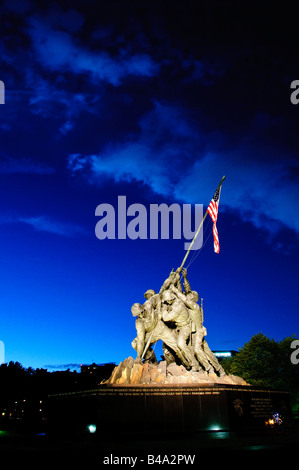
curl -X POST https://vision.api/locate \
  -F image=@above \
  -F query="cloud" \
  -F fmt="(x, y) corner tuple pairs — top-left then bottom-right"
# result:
(68, 101), (299, 238)
(43, 363), (81, 371)
(27, 17), (159, 86)
(1, 3), (297, 243)
(0, 154), (54, 175)
(0, 3), (160, 127)
(174, 148), (299, 235)
(0, 213), (87, 237)
(0, 123), (11, 132)
(26, 71), (100, 119)
(68, 101), (201, 194)
(19, 215), (87, 237)
(59, 120), (74, 135)
(43, 361), (116, 371)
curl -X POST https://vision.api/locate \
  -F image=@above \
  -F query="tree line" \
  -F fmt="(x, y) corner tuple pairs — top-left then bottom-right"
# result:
(0, 333), (298, 431)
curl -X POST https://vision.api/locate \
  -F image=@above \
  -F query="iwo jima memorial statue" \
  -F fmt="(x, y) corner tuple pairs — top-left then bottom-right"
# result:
(49, 176), (291, 436)
(106, 175), (245, 386)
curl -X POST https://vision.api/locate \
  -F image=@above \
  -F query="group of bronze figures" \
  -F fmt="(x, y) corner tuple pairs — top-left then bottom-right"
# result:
(131, 268), (226, 377)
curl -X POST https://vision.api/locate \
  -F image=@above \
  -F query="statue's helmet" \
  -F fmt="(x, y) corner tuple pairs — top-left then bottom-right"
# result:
(144, 289), (156, 299)
(162, 290), (176, 302)
(131, 303), (143, 317)
(190, 290), (199, 303)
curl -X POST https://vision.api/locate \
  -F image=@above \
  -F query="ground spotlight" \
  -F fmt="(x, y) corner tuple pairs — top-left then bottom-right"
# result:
(87, 424), (96, 434)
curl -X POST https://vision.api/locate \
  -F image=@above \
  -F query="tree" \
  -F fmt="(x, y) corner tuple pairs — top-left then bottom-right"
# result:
(222, 333), (299, 413)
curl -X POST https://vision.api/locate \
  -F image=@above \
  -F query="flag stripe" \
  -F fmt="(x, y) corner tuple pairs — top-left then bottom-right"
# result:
(212, 222), (220, 253)
(207, 186), (221, 253)
(207, 201), (218, 222)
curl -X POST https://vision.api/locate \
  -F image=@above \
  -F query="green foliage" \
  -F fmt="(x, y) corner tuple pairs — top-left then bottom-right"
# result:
(222, 333), (299, 393)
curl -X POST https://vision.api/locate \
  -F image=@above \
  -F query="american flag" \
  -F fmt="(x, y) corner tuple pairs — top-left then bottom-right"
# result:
(207, 187), (221, 253)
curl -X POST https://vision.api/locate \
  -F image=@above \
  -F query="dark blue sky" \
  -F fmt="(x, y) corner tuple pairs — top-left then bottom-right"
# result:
(0, 0), (298, 370)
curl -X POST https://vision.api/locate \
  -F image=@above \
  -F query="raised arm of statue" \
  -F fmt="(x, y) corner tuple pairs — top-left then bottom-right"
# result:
(159, 267), (182, 294)
(182, 268), (192, 294)
(170, 284), (198, 311)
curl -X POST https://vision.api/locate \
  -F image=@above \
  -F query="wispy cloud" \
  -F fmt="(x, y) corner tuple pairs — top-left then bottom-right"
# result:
(44, 363), (81, 371)
(0, 154), (54, 175)
(27, 16), (159, 86)
(59, 120), (74, 135)
(26, 71), (100, 119)
(19, 216), (87, 237)
(68, 101), (201, 194)
(0, 213), (87, 237)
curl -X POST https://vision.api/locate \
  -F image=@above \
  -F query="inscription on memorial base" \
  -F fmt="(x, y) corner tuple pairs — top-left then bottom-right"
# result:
(48, 383), (291, 437)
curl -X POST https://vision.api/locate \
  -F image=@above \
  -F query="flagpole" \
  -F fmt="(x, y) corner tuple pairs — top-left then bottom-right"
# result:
(141, 177), (225, 362)
(178, 175), (226, 270)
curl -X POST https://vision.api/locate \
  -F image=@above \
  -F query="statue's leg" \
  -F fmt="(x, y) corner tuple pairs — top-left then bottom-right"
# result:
(193, 333), (214, 373)
(177, 326), (197, 368)
(203, 340), (226, 376)
(144, 345), (158, 365)
(160, 325), (192, 369)
(162, 343), (176, 365)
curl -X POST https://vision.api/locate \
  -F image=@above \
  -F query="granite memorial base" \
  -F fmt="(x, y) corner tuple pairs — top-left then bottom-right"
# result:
(47, 383), (291, 439)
